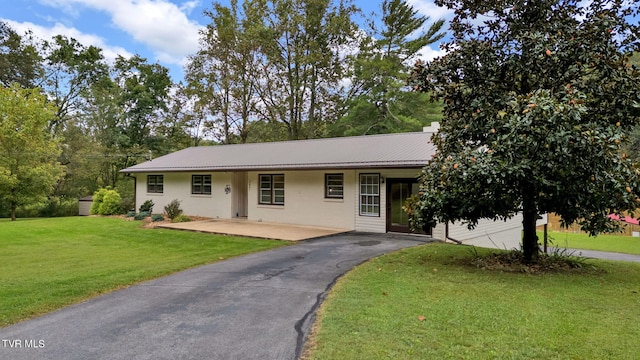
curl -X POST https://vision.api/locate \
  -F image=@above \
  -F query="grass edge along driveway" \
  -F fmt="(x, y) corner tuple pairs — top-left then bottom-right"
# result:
(542, 230), (640, 255)
(304, 243), (640, 360)
(0, 217), (286, 328)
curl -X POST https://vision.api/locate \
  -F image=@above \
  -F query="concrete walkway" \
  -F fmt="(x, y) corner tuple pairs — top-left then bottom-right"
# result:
(158, 218), (350, 241)
(0, 233), (431, 360)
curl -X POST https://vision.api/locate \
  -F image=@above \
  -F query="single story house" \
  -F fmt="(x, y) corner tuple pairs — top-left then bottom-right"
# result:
(120, 127), (525, 249)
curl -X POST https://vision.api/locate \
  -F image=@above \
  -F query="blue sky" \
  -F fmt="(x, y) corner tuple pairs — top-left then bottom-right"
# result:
(1, 0), (453, 82)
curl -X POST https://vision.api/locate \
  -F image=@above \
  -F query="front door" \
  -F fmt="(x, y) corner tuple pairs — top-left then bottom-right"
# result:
(386, 179), (427, 234)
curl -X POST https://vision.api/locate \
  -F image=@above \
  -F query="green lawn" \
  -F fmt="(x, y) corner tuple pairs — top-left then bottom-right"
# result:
(305, 244), (640, 360)
(0, 217), (286, 327)
(542, 231), (640, 255)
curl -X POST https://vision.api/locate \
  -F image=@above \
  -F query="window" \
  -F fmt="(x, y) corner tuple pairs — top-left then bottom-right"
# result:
(147, 175), (164, 194)
(359, 174), (380, 216)
(192, 175), (212, 195)
(259, 174), (284, 205)
(325, 174), (344, 199)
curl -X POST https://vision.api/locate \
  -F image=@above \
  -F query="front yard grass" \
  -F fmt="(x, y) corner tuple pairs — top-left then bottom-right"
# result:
(305, 243), (640, 360)
(0, 217), (286, 328)
(541, 231), (640, 255)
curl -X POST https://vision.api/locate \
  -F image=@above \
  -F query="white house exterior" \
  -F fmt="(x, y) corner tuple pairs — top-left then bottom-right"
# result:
(121, 131), (525, 249)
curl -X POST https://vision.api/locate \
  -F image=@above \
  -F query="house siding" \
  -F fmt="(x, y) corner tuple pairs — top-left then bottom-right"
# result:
(354, 168), (423, 233)
(247, 170), (356, 230)
(134, 172), (233, 218)
(441, 214), (524, 249)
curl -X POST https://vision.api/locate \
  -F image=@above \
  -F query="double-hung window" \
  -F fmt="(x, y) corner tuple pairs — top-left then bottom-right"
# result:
(192, 175), (212, 195)
(259, 174), (284, 205)
(325, 174), (344, 199)
(359, 174), (380, 216)
(147, 175), (164, 194)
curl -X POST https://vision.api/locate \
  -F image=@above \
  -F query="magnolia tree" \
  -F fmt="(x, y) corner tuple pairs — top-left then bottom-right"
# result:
(409, 0), (640, 261)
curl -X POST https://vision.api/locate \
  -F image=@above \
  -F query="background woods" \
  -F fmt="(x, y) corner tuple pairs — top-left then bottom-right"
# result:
(0, 0), (446, 218)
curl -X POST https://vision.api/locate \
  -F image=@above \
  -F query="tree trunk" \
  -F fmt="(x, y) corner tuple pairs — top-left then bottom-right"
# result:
(521, 200), (539, 263)
(10, 204), (16, 221)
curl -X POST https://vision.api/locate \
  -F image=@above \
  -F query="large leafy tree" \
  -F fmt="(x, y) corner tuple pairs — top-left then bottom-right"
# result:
(332, 0), (444, 136)
(42, 35), (109, 133)
(0, 85), (65, 220)
(247, 0), (358, 140)
(409, 0), (640, 261)
(186, 0), (259, 144)
(0, 21), (43, 88)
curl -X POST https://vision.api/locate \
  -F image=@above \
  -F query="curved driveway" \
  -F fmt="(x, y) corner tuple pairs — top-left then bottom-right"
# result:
(0, 233), (429, 360)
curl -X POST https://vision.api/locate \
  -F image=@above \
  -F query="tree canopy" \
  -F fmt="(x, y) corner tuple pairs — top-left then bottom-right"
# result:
(0, 85), (64, 220)
(409, 0), (640, 261)
(332, 0), (444, 136)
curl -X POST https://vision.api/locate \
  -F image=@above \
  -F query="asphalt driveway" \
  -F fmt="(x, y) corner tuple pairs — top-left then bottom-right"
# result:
(0, 232), (429, 360)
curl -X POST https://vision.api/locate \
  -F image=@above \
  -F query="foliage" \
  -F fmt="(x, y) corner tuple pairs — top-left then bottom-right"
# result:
(90, 187), (122, 216)
(332, 0), (445, 136)
(139, 199), (154, 213)
(125, 210), (136, 218)
(0, 85), (65, 221)
(0, 217), (286, 327)
(0, 21), (43, 88)
(134, 211), (150, 221)
(90, 188), (108, 215)
(98, 189), (122, 216)
(41, 35), (109, 133)
(187, 0), (359, 142)
(164, 199), (183, 220)
(151, 214), (165, 222)
(172, 214), (192, 223)
(409, 0), (640, 261)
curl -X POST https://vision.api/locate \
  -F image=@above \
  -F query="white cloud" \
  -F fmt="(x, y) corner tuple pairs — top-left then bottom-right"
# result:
(407, 0), (454, 21)
(415, 44), (448, 63)
(1, 18), (133, 64)
(36, 0), (203, 66)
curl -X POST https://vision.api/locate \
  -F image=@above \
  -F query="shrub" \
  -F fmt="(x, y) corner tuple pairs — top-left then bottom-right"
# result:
(90, 188), (109, 215)
(98, 190), (122, 216)
(151, 214), (165, 222)
(139, 200), (154, 213)
(125, 210), (136, 218)
(164, 199), (183, 220)
(134, 211), (150, 221)
(172, 214), (191, 223)
(41, 197), (79, 217)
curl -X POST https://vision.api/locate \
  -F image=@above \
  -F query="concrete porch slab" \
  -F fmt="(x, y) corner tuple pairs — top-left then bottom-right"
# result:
(157, 218), (350, 241)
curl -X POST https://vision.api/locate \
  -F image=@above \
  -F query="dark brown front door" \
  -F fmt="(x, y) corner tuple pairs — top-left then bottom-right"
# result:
(386, 179), (428, 234)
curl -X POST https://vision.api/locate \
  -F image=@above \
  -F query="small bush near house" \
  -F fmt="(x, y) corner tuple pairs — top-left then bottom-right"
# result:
(125, 211), (136, 218)
(99, 190), (122, 216)
(164, 199), (183, 220)
(172, 214), (191, 223)
(139, 200), (154, 214)
(134, 211), (150, 221)
(151, 214), (165, 222)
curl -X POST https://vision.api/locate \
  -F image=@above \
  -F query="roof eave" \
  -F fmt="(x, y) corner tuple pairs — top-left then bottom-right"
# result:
(120, 162), (429, 174)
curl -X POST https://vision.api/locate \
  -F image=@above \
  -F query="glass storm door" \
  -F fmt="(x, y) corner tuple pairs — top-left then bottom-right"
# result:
(387, 179), (426, 234)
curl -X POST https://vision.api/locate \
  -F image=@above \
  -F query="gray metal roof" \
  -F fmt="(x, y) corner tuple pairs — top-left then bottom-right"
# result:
(120, 131), (435, 173)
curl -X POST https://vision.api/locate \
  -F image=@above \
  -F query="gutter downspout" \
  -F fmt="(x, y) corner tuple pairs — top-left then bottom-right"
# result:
(445, 222), (463, 245)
